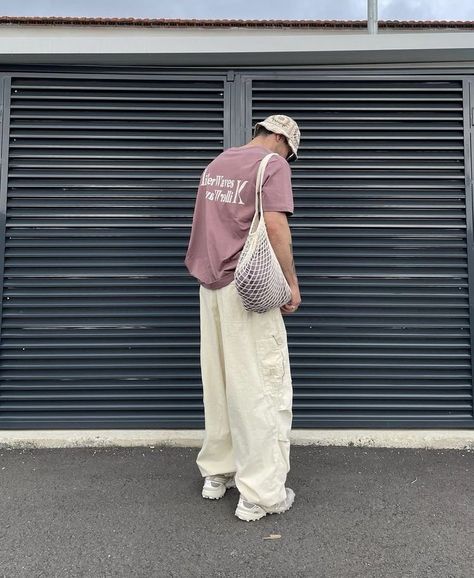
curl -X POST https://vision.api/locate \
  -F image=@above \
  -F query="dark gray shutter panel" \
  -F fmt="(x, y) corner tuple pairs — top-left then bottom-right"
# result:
(250, 77), (473, 426)
(1, 75), (227, 428)
(1, 72), (473, 429)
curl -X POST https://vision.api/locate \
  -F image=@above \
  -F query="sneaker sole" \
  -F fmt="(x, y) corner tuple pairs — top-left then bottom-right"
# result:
(235, 506), (267, 522)
(202, 480), (236, 500)
(235, 489), (295, 521)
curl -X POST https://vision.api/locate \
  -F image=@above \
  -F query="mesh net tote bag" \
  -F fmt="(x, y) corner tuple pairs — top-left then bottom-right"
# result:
(234, 153), (292, 313)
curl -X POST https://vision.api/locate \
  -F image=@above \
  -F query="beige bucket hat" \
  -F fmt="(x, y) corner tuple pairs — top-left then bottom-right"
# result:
(254, 114), (301, 162)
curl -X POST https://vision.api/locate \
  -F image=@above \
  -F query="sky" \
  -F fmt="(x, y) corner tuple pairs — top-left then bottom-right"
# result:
(0, 0), (473, 21)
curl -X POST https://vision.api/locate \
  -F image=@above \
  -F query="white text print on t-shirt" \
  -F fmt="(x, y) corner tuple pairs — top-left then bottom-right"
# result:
(200, 171), (248, 205)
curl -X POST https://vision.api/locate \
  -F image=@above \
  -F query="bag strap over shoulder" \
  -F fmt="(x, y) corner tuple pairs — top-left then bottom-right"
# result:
(255, 153), (278, 216)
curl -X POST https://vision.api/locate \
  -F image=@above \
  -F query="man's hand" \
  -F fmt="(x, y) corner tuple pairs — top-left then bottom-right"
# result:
(264, 211), (301, 315)
(281, 284), (301, 314)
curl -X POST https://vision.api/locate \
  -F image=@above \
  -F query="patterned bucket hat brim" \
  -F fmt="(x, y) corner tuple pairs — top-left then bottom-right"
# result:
(254, 114), (301, 162)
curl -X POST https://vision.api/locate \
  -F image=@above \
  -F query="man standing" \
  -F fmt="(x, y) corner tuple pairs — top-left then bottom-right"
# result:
(185, 115), (301, 522)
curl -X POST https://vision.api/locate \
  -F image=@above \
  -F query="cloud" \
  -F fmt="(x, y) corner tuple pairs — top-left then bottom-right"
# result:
(0, 0), (472, 20)
(0, 0), (365, 19)
(379, 0), (473, 20)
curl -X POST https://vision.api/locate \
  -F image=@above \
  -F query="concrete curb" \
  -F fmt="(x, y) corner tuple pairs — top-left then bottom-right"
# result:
(1, 429), (474, 450)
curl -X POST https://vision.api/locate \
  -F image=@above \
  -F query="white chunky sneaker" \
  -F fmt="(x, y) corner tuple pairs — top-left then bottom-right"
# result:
(235, 488), (295, 522)
(202, 474), (236, 500)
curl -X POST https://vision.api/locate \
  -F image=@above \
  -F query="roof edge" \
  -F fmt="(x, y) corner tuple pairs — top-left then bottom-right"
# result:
(0, 16), (473, 29)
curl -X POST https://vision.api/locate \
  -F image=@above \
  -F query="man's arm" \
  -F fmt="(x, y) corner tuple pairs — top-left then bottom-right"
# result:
(264, 211), (301, 313)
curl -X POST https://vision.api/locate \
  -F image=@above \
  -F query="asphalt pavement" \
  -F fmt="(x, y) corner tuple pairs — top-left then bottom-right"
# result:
(0, 444), (473, 578)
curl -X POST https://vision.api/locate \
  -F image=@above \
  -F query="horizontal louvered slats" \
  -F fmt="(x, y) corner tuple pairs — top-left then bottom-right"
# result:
(1, 75), (227, 428)
(252, 77), (473, 426)
(1, 73), (473, 429)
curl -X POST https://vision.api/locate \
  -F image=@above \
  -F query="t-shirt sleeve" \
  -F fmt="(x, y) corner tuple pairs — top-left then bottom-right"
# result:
(261, 156), (294, 215)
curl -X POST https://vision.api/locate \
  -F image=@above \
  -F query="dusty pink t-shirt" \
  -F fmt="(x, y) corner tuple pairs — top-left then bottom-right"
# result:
(185, 145), (294, 289)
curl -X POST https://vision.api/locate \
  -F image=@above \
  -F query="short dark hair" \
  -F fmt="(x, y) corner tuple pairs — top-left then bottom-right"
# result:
(254, 125), (274, 138)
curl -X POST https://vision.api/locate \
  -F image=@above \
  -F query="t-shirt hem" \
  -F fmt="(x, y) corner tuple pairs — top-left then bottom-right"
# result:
(263, 206), (294, 215)
(200, 272), (235, 290)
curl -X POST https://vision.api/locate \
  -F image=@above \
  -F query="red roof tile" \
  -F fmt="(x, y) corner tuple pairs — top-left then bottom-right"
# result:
(0, 16), (473, 29)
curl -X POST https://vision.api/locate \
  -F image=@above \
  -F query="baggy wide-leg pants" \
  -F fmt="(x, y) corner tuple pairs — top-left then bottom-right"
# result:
(196, 281), (293, 507)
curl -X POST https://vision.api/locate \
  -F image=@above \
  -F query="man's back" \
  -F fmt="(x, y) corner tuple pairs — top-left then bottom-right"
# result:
(185, 145), (293, 289)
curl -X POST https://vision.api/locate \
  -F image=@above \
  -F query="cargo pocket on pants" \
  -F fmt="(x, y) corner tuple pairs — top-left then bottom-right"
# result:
(257, 333), (292, 476)
(256, 333), (290, 411)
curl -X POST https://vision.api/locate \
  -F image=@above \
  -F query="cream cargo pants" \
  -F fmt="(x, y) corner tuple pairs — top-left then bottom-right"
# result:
(196, 281), (293, 507)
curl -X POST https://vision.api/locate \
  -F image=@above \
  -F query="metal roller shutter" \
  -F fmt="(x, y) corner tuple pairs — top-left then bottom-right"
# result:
(0, 74), (228, 429)
(0, 71), (473, 429)
(248, 75), (474, 427)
